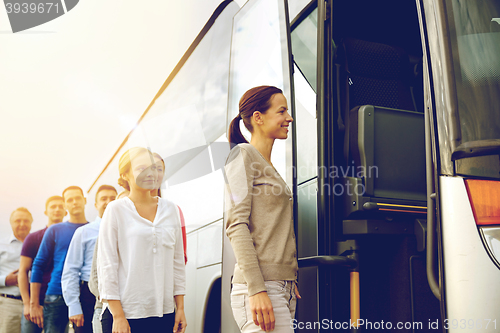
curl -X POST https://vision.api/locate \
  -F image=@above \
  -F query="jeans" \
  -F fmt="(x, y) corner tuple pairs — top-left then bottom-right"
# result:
(43, 295), (69, 333)
(21, 315), (42, 333)
(101, 308), (175, 333)
(231, 281), (297, 333)
(73, 282), (95, 333)
(92, 307), (102, 333)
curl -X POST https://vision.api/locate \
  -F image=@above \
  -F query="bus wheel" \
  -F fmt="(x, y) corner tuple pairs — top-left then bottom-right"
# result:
(203, 278), (221, 333)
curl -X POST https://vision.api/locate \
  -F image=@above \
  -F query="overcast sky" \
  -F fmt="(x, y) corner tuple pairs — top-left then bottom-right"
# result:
(0, 0), (229, 236)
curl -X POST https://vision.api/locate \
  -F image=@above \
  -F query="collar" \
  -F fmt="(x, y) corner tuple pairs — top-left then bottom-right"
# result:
(93, 216), (102, 224)
(8, 233), (22, 243)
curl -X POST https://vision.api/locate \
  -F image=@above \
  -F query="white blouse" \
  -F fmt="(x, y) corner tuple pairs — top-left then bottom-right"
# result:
(97, 197), (185, 319)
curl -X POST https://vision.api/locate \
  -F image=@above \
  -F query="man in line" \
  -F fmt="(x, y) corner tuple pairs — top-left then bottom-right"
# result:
(88, 188), (128, 333)
(18, 196), (66, 333)
(62, 185), (117, 333)
(0, 207), (33, 333)
(30, 186), (89, 333)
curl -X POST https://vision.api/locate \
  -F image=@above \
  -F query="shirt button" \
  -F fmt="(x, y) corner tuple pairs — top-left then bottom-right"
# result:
(153, 248), (157, 253)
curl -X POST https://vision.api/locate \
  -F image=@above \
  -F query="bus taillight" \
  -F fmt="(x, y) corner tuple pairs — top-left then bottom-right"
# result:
(464, 179), (500, 225)
(465, 179), (500, 268)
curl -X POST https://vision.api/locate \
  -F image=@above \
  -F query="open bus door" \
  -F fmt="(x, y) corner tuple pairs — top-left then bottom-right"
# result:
(291, 1), (363, 332)
(294, 0), (445, 331)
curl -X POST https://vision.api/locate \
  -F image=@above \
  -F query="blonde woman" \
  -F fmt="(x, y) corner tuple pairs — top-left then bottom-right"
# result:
(97, 147), (186, 333)
(225, 86), (301, 333)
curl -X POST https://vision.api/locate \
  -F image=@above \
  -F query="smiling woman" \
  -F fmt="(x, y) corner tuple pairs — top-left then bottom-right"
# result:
(97, 147), (186, 333)
(117, 147), (159, 193)
(224, 86), (299, 333)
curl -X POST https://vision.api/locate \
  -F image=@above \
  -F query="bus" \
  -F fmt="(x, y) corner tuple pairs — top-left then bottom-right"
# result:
(88, 0), (500, 332)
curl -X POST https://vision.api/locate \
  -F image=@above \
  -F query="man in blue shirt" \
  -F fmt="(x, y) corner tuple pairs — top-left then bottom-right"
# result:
(19, 196), (66, 333)
(62, 185), (117, 333)
(30, 186), (88, 333)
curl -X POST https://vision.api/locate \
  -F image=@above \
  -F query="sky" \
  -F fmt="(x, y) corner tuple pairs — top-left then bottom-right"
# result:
(0, 0), (230, 236)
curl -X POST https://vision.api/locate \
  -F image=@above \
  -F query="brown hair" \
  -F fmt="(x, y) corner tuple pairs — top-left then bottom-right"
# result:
(10, 207), (33, 221)
(152, 153), (165, 197)
(95, 185), (118, 202)
(62, 186), (84, 201)
(45, 195), (64, 209)
(228, 85), (283, 144)
(118, 147), (153, 191)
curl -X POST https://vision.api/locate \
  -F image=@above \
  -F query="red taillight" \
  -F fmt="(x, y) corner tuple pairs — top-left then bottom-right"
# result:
(464, 179), (500, 225)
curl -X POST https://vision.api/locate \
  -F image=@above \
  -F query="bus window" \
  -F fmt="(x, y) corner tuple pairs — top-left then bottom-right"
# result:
(291, 7), (318, 93)
(291, 7), (317, 184)
(445, 0), (500, 178)
(227, 0), (293, 184)
(288, 0), (314, 23)
(294, 66), (318, 184)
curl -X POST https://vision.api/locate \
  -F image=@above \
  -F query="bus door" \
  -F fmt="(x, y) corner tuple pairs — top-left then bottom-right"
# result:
(291, 1), (371, 332)
(293, 0), (445, 331)
(221, 0), (295, 332)
(328, 0), (449, 331)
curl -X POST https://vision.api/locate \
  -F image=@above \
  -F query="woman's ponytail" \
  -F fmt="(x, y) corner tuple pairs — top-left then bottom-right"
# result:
(228, 114), (248, 145)
(227, 85), (283, 145)
(117, 176), (130, 191)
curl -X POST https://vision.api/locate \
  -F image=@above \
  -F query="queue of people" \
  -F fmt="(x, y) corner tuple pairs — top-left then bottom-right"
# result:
(1, 151), (187, 333)
(1, 85), (299, 333)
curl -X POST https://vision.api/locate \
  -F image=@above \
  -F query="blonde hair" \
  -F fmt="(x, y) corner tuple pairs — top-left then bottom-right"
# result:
(118, 147), (153, 191)
(116, 190), (130, 199)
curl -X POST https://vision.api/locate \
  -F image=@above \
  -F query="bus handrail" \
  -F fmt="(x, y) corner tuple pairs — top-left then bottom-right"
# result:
(425, 103), (441, 300)
(298, 255), (357, 269)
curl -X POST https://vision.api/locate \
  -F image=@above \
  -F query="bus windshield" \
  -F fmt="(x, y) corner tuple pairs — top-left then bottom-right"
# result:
(446, 0), (500, 146)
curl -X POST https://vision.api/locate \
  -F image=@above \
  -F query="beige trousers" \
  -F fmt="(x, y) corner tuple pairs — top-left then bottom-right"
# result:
(0, 295), (23, 333)
(231, 281), (297, 333)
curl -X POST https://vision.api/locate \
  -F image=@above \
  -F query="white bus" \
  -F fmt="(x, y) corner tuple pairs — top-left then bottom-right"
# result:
(89, 0), (500, 332)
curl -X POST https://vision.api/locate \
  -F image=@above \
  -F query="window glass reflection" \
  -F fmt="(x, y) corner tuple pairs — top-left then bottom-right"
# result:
(291, 8), (318, 184)
(291, 8), (318, 92)
(288, 0), (313, 22)
(228, 0), (293, 184)
(447, 0), (500, 143)
(88, 3), (239, 229)
(294, 65), (317, 184)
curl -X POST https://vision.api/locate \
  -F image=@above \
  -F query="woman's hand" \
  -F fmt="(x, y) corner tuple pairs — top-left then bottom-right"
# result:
(108, 300), (130, 333)
(295, 282), (301, 299)
(249, 291), (275, 332)
(173, 308), (187, 333)
(112, 315), (130, 333)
